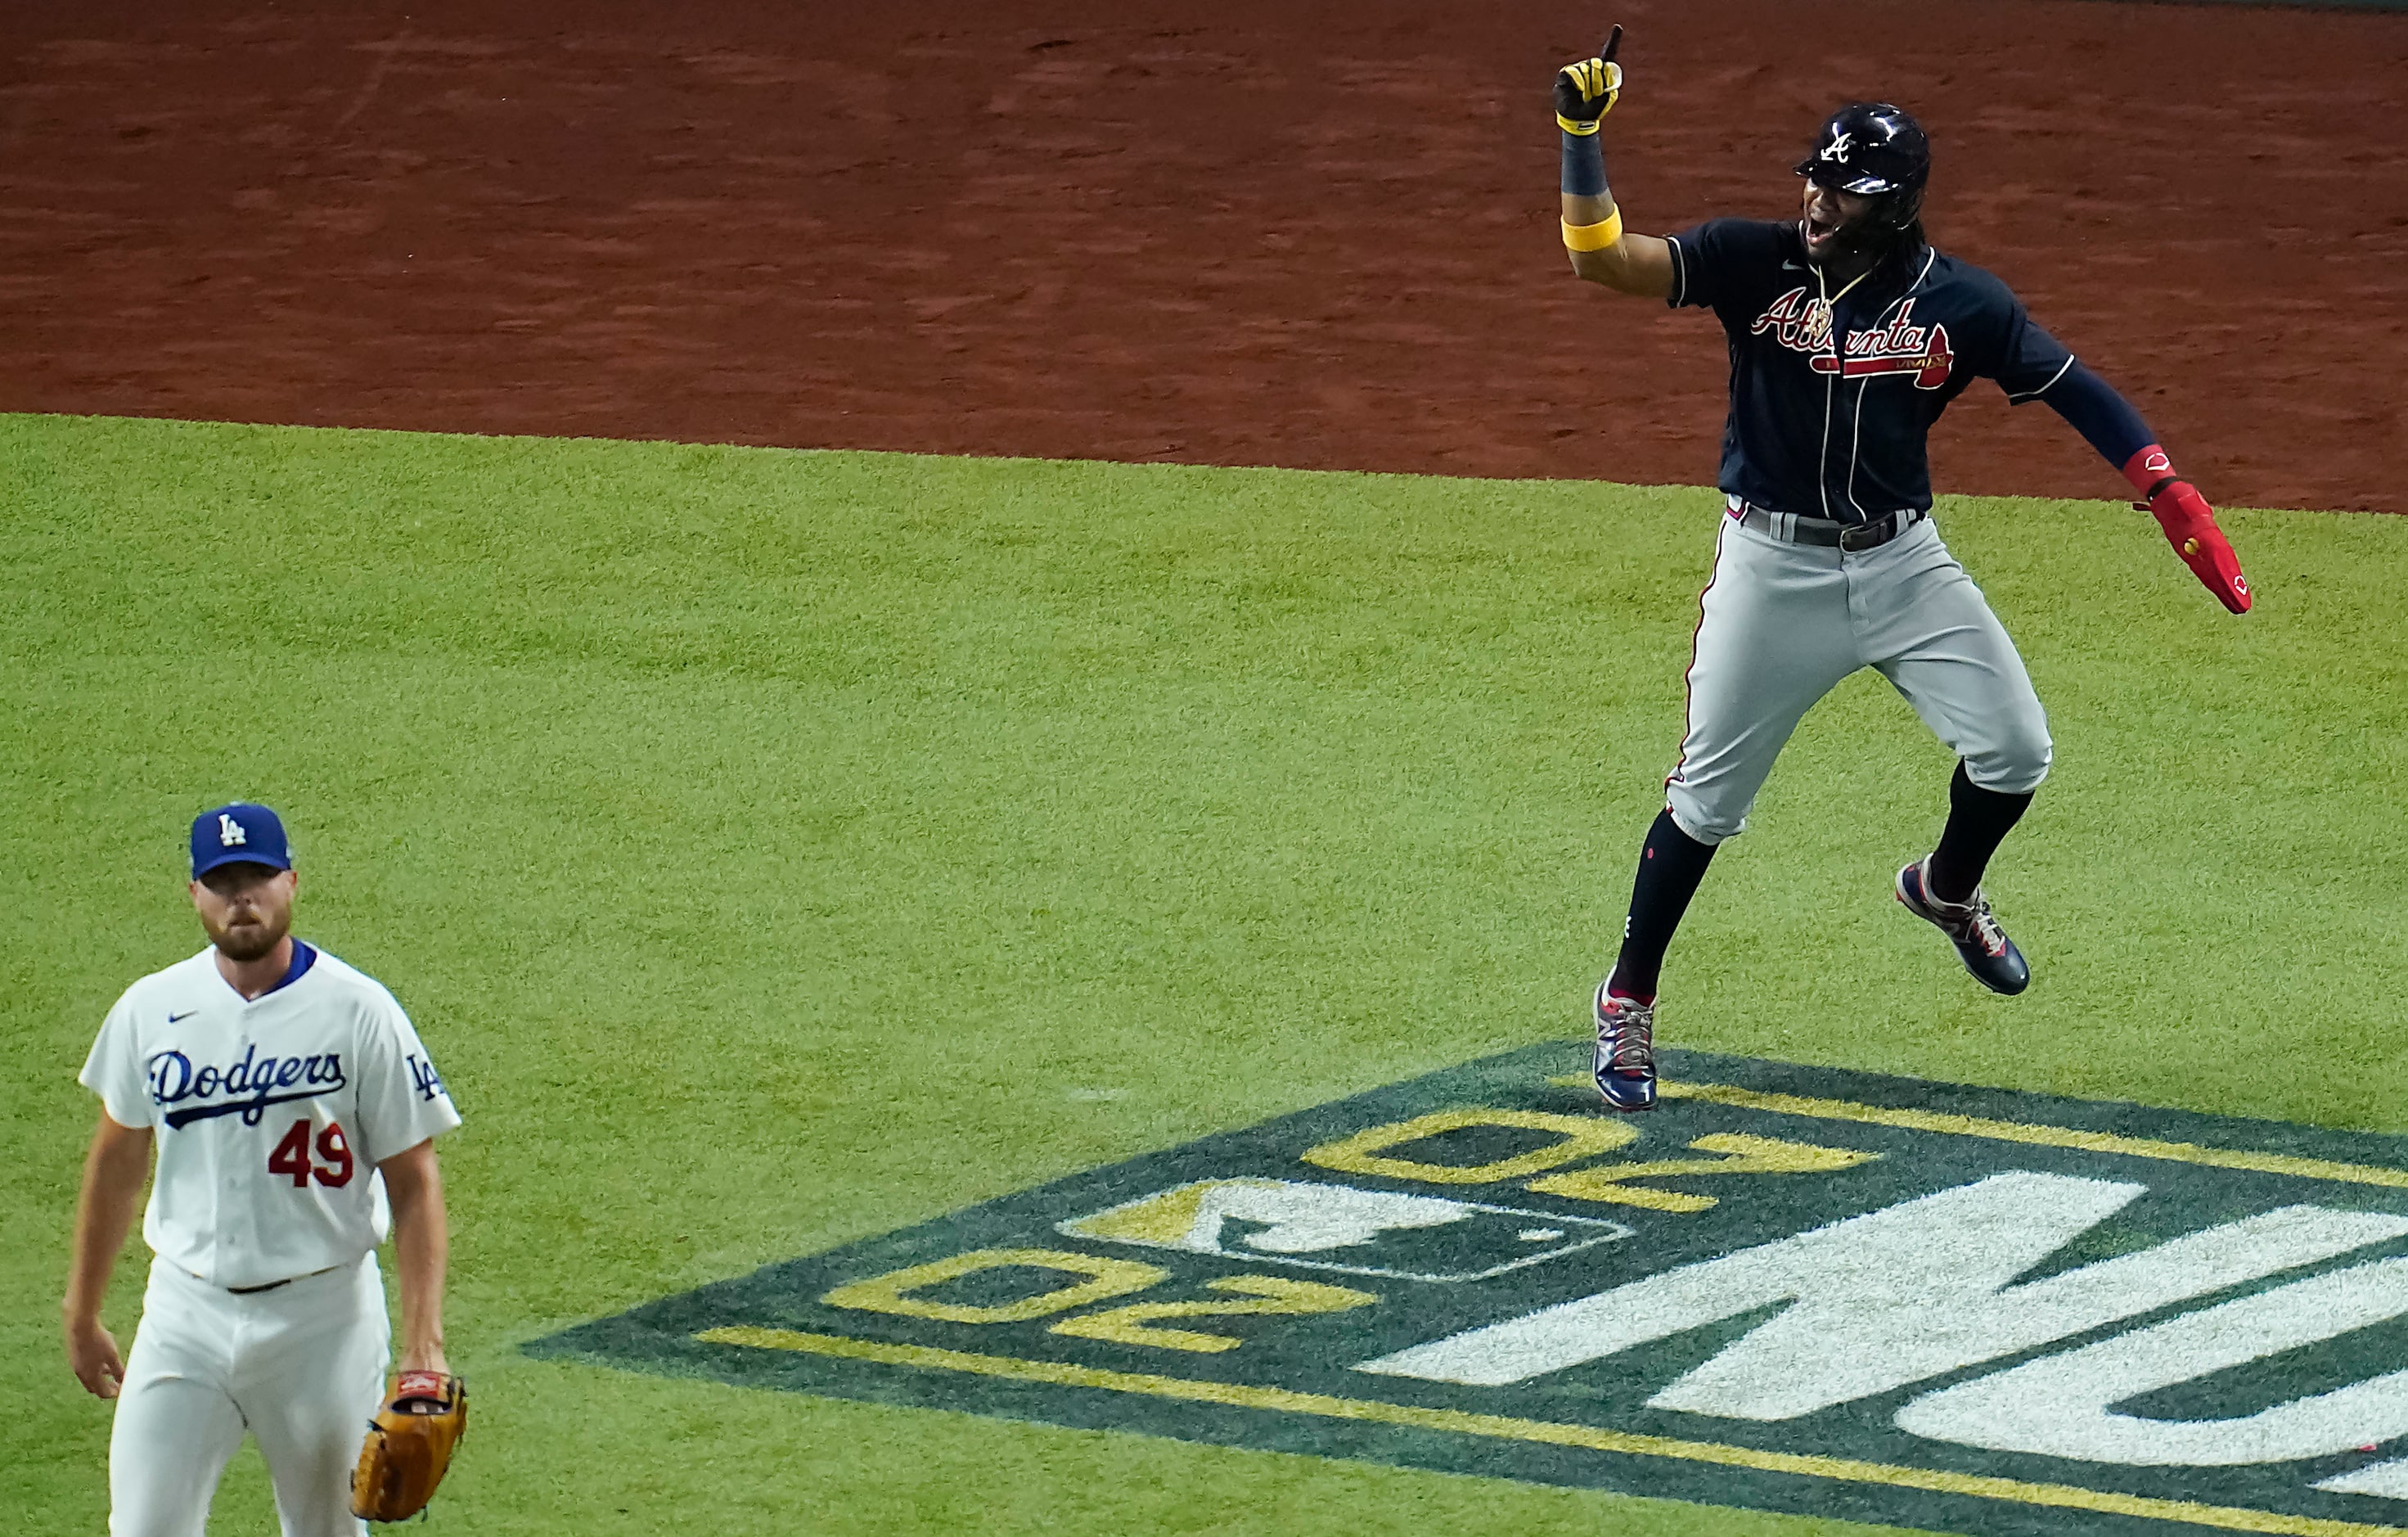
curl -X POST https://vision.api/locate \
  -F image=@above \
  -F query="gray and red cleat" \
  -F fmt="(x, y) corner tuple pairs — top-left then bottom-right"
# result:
(1593, 983), (1658, 1111)
(1895, 856), (2029, 995)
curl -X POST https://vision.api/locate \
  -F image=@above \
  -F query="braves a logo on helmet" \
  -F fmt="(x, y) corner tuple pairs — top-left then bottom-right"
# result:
(1752, 291), (1955, 390)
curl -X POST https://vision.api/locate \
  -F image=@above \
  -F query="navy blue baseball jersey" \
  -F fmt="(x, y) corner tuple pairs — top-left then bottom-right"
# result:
(1666, 218), (2074, 522)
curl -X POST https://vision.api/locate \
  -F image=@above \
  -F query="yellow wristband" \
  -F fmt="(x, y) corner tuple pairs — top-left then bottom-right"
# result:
(1561, 211), (1623, 252)
(1556, 115), (1600, 136)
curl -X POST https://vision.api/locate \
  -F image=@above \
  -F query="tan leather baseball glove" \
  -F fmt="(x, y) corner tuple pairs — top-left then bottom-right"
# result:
(350, 1370), (467, 1521)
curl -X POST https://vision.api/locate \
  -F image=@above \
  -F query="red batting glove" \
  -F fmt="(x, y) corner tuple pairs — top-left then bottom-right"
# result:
(2123, 445), (2251, 615)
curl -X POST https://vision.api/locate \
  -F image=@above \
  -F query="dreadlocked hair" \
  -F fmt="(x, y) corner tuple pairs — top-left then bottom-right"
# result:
(1872, 216), (1929, 285)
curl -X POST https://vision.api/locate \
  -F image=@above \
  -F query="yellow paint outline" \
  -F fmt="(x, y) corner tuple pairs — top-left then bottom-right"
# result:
(1303, 1108), (1636, 1184)
(1538, 1077), (2408, 1189)
(821, 1248), (1166, 1323)
(1049, 1275), (1376, 1353)
(695, 1327), (2405, 1536)
(1527, 1132), (1879, 1211)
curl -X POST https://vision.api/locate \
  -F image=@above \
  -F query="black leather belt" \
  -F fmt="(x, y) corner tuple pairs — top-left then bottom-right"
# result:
(223, 1264), (340, 1295)
(1728, 498), (1925, 552)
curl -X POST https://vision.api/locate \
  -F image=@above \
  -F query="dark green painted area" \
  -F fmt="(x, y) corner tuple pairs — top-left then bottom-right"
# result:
(529, 1047), (2408, 1535)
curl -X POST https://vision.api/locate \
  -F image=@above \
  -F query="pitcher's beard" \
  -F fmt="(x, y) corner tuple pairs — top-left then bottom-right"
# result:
(209, 915), (288, 962)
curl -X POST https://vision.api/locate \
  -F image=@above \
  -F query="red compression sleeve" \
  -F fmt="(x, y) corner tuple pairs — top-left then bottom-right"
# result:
(2121, 444), (2251, 614)
(2122, 444), (2178, 498)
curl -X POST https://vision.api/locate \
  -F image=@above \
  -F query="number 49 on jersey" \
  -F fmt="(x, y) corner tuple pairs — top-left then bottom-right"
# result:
(268, 1118), (354, 1188)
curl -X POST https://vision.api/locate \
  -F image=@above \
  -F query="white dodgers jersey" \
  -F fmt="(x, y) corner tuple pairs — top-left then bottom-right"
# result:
(79, 944), (462, 1290)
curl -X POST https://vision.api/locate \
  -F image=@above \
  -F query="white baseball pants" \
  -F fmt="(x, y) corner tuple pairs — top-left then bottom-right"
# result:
(1664, 510), (2051, 846)
(110, 1253), (387, 1537)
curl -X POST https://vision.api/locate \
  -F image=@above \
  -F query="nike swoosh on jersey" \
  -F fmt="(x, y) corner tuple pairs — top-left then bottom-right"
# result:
(164, 1088), (325, 1130)
(167, 1010), (197, 1023)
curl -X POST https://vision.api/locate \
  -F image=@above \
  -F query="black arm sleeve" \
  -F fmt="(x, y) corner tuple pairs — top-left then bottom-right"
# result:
(2039, 360), (2157, 472)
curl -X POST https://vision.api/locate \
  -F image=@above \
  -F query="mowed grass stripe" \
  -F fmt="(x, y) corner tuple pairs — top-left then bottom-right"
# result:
(695, 1328), (2406, 1537)
(10, 413), (2407, 1536)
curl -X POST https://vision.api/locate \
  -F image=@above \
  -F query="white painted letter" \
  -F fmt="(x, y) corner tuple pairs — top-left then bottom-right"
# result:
(1357, 1173), (2408, 1422)
(2318, 1457), (2408, 1499)
(1898, 1255), (2408, 1465)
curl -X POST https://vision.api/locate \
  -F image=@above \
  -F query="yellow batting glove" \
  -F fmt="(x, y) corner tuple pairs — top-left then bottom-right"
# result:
(1554, 27), (1626, 135)
(1555, 60), (1623, 134)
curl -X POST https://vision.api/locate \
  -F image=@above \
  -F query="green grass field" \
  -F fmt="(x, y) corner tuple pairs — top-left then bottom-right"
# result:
(7, 411), (2406, 1535)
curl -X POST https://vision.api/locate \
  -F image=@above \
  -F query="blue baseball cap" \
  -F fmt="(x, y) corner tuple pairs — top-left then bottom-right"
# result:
(191, 803), (293, 879)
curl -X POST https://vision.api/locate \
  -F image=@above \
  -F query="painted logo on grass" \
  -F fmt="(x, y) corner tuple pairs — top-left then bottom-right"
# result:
(529, 1046), (2408, 1536)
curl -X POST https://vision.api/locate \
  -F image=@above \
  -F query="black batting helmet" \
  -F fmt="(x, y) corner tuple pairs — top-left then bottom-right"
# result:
(1795, 103), (1930, 241)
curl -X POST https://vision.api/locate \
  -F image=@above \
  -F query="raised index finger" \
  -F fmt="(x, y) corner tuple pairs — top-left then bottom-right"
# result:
(1600, 25), (1623, 65)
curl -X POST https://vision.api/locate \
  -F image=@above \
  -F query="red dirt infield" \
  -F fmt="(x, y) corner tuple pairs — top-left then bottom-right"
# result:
(1, 0), (2400, 511)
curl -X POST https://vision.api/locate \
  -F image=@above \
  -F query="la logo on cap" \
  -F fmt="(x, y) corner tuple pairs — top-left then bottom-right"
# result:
(218, 813), (247, 847)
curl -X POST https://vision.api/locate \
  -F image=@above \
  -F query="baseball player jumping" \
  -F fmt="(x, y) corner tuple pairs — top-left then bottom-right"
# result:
(1551, 32), (2252, 1111)
(61, 804), (462, 1534)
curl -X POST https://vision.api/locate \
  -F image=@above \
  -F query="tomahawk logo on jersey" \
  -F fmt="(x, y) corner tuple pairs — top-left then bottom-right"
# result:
(1668, 217), (2073, 522)
(1748, 291), (1957, 388)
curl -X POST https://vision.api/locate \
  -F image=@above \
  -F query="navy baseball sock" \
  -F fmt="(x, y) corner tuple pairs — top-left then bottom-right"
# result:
(1607, 809), (1717, 1001)
(1926, 762), (2033, 905)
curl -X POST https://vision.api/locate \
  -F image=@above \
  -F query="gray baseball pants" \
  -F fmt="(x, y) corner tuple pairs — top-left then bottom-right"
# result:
(1663, 506), (2052, 847)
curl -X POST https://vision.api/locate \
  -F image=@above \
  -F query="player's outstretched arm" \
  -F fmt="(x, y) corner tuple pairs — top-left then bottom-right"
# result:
(2039, 362), (2251, 614)
(1555, 28), (1672, 300)
(61, 1112), (151, 1398)
(381, 1139), (450, 1376)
